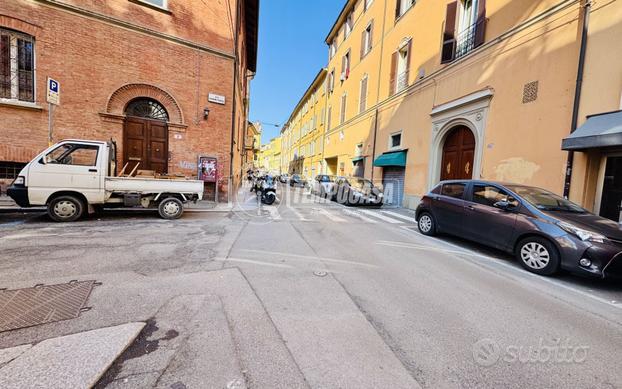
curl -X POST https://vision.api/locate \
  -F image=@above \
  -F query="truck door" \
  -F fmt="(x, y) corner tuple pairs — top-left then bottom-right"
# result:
(28, 142), (103, 204)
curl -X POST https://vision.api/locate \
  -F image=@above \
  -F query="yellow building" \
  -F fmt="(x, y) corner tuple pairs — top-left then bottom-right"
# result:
(244, 121), (262, 170)
(280, 0), (622, 221)
(281, 69), (328, 180)
(258, 136), (282, 174)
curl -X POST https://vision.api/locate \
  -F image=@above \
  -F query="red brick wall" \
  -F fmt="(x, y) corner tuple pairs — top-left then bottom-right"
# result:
(0, 0), (253, 201)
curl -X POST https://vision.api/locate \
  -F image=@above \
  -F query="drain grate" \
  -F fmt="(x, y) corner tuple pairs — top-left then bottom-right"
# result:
(0, 280), (96, 332)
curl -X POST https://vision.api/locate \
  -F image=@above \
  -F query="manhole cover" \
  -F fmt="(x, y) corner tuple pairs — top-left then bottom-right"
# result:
(313, 271), (328, 277)
(0, 280), (96, 332)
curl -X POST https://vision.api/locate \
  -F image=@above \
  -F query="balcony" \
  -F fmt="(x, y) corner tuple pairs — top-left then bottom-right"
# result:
(441, 19), (486, 63)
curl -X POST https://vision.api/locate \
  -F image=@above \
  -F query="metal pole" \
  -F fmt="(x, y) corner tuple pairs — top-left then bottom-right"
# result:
(48, 102), (54, 146)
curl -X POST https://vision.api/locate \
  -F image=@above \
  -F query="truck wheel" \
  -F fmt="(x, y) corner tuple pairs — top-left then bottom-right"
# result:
(48, 195), (85, 222)
(158, 197), (184, 220)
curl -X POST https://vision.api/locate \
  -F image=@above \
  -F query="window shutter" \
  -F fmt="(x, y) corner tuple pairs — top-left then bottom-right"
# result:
(361, 29), (366, 59)
(389, 51), (398, 95)
(405, 40), (412, 86)
(395, 0), (402, 19)
(341, 95), (347, 123)
(360, 77), (368, 113)
(475, 0), (487, 47)
(327, 107), (332, 130)
(441, 1), (458, 63)
(369, 20), (374, 51)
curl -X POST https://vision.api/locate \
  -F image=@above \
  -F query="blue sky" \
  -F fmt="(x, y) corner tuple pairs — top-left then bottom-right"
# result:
(249, 1), (344, 144)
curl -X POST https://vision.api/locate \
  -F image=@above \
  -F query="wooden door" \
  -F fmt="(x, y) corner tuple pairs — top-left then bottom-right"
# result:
(440, 126), (475, 181)
(123, 117), (169, 174)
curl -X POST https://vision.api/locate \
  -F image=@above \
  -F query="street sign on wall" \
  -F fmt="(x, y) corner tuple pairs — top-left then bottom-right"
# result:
(208, 93), (225, 105)
(47, 78), (60, 105)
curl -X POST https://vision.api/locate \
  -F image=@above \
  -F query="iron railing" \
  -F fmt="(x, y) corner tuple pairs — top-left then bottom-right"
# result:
(456, 19), (485, 59)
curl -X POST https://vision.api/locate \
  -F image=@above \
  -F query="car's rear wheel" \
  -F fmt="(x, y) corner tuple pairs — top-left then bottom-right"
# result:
(417, 212), (436, 236)
(158, 197), (184, 220)
(48, 195), (85, 222)
(516, 237), (560, 276)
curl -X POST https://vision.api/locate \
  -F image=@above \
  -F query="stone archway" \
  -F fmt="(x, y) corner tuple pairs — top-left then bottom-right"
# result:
(428, 89), (493, 188)
(104, 83), (184, 126)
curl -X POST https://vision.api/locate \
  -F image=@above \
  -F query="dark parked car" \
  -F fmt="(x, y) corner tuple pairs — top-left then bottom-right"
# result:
(289, 174), (307, 188)
(415, 180), (622, 278)
(332, 177), (383, 206)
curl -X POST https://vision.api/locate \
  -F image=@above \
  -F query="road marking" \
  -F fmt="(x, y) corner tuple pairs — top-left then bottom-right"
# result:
(238, 248), (379, 268)
(392, 229), (622, 312)
(315, 208), (348, 223)
(358, 209), (402, 224)
(287, 205), (310, 221)
(214, 257), (293, 269)
(342, 209), (377, 223)
(266, 206), (282, 220)
(376, 240), (484, 258)
(381, 210), (418, 224)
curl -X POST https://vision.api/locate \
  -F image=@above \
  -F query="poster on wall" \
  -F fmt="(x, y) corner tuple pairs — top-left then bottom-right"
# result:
(198, 156), (217, 182)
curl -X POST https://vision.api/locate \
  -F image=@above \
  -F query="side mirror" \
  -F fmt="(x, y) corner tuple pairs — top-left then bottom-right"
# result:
(493, 200), (510, 210)
(494, 197), (518, 211)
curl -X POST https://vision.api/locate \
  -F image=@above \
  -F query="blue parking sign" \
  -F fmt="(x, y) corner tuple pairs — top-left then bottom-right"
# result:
(47, 77), (60, 105)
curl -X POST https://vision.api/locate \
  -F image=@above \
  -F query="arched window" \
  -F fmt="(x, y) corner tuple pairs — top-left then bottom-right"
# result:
(125, 98), (169, 121)
(0, 28), (34, 102)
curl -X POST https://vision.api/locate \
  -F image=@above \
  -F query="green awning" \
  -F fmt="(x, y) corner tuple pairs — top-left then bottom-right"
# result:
(373, 150), (407, 167)
(351, 156), (365, 162)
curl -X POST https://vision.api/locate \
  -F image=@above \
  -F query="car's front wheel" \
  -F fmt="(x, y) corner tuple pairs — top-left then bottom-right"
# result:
(516, 237), (560, 276)
(417, 212), (436, 236)
(48, 195), (85, 222)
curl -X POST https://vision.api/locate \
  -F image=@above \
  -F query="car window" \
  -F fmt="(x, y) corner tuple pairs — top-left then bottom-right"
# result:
(430, 184), (441, 195)
(441, 183), (466, 199)
(45, 144), (99, 166)
(507, 185), (584, 213)
(472, 185), (511, 207)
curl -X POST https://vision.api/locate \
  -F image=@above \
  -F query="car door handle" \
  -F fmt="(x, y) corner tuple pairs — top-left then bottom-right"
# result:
(466, 205), (475, 210)
(89, 169), (98, 173)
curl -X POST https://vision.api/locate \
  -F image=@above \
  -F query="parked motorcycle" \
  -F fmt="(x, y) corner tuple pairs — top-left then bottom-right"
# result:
(252, 175), (277, 205)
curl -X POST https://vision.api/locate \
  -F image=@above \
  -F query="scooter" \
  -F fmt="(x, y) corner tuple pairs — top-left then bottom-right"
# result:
(253, 175), (276, 205)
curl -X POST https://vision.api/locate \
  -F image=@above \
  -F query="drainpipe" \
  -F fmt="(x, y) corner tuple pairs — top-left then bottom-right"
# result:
(563, 0), (592, 198)
(229, 0), (242, 204)
(370, 0), (389, 182)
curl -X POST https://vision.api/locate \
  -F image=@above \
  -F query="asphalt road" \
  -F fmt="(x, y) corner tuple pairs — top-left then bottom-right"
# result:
(0, 185), (621, 388)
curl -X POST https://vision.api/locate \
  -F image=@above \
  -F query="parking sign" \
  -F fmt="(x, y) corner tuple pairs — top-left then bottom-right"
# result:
(47, 78), (60, 105)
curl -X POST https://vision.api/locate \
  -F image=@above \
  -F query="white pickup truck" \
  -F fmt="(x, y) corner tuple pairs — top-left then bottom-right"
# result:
(7, 139), (204, 222)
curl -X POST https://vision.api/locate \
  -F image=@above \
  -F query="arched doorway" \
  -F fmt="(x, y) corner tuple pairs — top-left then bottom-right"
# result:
(123, 98), (169, 174)
(440, 125), (475, 180)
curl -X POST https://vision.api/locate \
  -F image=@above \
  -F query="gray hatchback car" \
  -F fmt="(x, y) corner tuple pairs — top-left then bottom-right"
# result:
(415, 180), (622, 278)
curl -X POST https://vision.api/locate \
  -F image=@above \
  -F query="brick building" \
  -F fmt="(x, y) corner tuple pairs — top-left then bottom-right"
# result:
(0, 0), (259, 201)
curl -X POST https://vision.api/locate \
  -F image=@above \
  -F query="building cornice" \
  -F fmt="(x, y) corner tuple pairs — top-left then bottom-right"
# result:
(34, 0), (236, 61)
